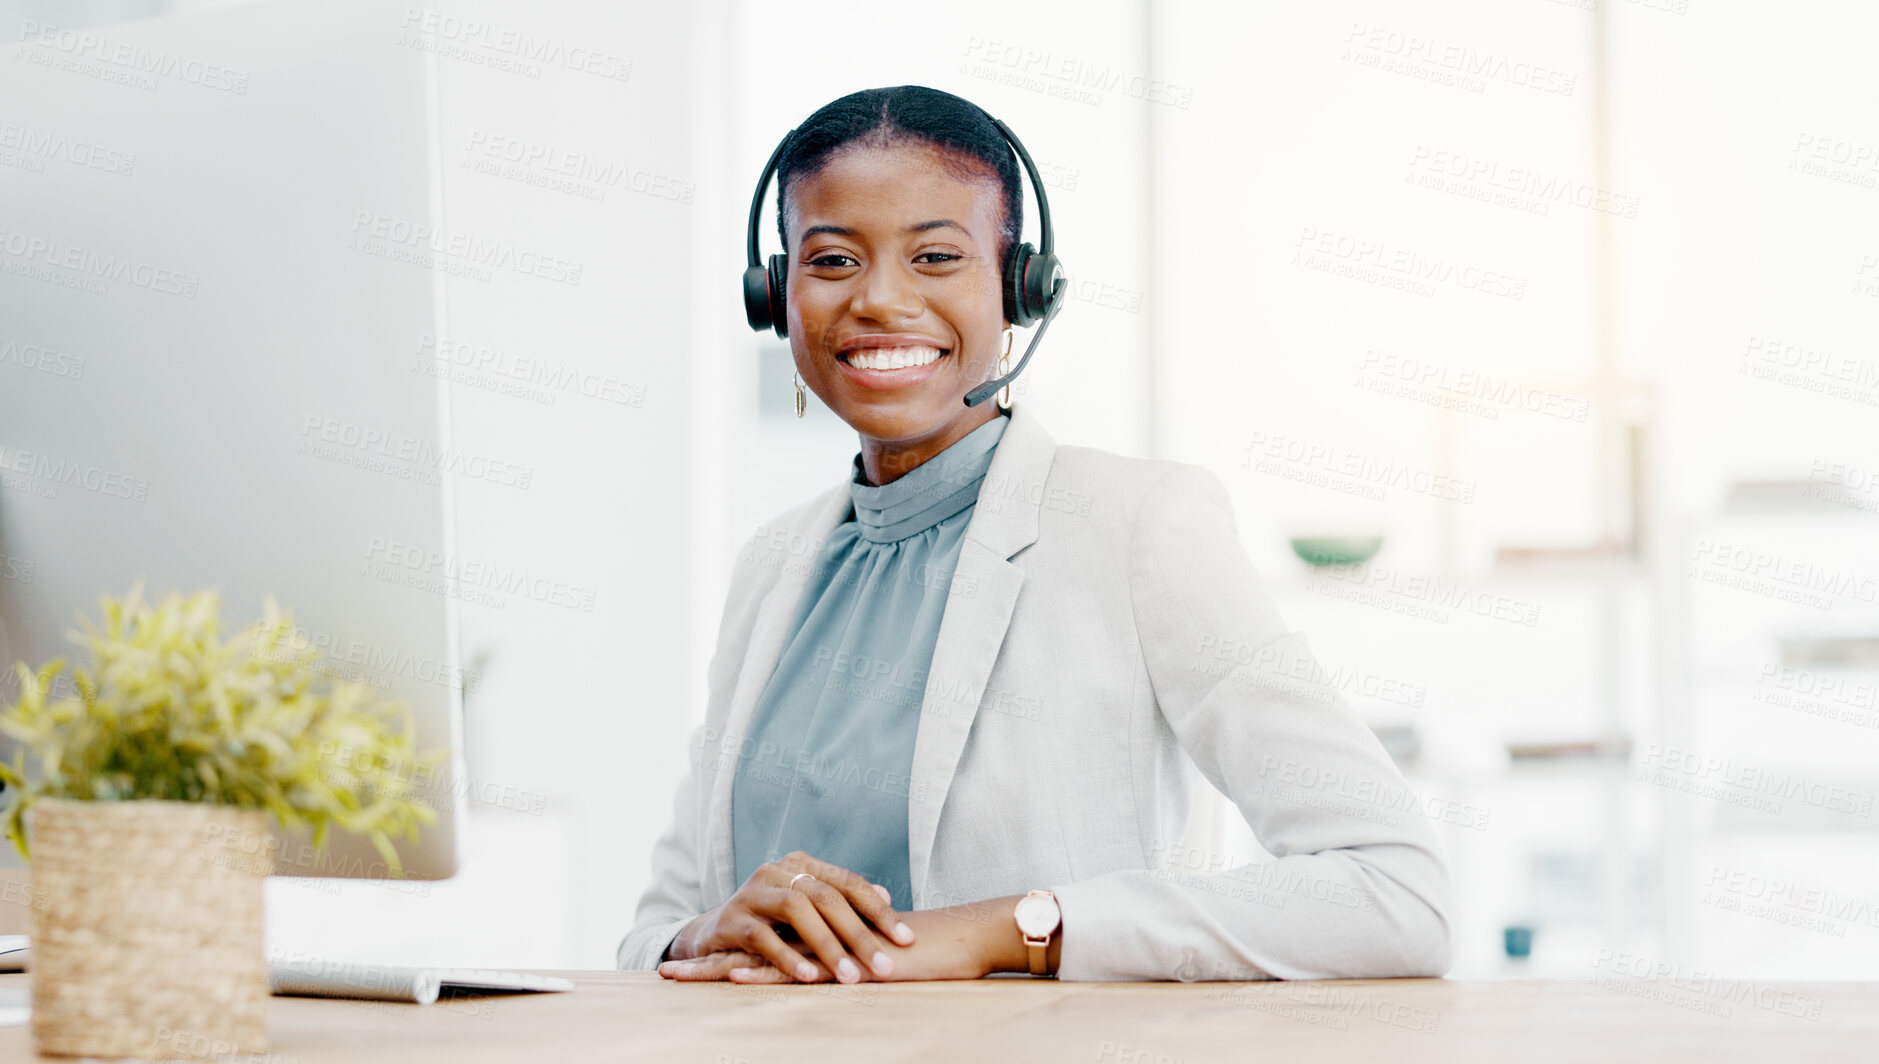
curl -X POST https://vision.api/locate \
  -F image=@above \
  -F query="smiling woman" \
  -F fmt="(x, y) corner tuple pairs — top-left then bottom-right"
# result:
(619, 85), (1453, 987)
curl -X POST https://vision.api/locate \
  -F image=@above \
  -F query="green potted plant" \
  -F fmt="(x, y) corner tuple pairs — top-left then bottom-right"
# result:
(0, 585), (446, 1059)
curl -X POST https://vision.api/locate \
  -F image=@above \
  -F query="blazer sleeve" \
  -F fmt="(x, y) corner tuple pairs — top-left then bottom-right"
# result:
(615, 720), (708, 970)
(616, 532), (767, 970)
(1046, 463), (1454, 981)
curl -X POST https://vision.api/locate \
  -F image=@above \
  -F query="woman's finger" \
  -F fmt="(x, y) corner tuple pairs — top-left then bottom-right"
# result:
(796, 878), (897, 978)
(728, 959), (832, 984)
(795, 855), (915, 946)
(741, 919), (827, 984)
(768, 885), (873, 983)
(657, 950), (765, 981)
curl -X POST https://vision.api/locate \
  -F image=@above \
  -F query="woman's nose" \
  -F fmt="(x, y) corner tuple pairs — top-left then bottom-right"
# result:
(851, 263), (923, 324)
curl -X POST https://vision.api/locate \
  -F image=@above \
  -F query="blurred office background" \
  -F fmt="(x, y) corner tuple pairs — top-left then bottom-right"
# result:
(2, 0), (1876, 979)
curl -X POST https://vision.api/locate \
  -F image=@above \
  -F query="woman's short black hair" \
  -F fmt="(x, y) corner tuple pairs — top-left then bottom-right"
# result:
(776, 85), (1023, 264)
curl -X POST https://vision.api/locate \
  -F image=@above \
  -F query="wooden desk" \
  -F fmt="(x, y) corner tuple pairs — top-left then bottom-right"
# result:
(0, 970), (1870, 1062)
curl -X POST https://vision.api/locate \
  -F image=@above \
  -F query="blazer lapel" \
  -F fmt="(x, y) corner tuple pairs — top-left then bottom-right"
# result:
(907, 404), (1056, 906)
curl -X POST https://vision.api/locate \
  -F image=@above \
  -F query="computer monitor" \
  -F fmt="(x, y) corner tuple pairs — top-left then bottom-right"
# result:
(0, 0), (465, 879)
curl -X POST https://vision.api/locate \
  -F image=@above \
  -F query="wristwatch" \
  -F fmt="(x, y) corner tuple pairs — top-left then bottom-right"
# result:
(1013, 889), (1061, 977)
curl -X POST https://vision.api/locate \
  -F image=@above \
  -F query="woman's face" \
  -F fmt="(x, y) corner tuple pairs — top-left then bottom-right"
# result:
(784, 141), (1009, 460)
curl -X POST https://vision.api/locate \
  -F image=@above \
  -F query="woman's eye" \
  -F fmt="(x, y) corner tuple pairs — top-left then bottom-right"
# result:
(809, 253), (857, 268)
(914, 252), (962, 265)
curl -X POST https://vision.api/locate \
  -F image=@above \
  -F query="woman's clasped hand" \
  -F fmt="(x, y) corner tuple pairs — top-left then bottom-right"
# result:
(658, 851), (916, 984)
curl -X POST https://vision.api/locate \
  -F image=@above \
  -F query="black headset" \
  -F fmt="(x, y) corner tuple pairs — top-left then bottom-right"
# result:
(741, 107), (1067, 407)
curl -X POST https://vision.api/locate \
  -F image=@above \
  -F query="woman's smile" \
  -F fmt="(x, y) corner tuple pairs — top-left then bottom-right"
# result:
(836, 335), (951, 389)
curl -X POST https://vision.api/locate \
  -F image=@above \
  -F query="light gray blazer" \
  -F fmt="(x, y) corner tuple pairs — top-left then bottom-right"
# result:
(617, 403), (1452, 981)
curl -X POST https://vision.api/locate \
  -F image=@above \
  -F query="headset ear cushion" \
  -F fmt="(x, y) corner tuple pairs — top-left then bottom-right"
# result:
(743, 265), (774, 333)
(1024, 250), (1062, 324)
(767, 254), (790, 339)
(1004, 242), (1037, 328)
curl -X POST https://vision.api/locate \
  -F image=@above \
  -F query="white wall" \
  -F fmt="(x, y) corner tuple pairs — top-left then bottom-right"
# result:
(1604, 0), (1879, 979)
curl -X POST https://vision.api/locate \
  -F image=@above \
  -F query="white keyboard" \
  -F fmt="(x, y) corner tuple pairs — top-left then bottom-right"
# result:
(269, 957), (575, 1004)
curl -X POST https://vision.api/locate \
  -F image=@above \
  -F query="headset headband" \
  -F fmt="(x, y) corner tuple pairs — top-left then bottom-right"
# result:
(746, 111), (1053, 268)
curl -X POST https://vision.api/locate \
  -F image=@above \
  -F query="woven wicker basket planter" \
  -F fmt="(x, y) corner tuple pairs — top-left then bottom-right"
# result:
(26, 798), (272, 1058)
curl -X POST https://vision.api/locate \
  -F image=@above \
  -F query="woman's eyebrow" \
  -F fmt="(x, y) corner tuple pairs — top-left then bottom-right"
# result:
(801, 220), (969, 239)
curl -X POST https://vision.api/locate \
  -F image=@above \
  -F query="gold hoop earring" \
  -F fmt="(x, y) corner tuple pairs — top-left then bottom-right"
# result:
(792, 371), (806, 419)
(996, 328), (1014, 410)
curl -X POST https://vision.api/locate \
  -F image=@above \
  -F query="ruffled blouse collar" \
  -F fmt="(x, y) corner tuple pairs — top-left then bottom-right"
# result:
(847, 414), (1009, 544)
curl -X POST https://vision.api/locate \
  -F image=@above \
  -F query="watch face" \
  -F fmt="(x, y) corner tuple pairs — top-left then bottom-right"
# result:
(1014, 893), (1060, 937)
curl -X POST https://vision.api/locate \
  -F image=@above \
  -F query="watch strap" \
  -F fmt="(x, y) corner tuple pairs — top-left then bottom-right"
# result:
(1018, 889), (1059, 978)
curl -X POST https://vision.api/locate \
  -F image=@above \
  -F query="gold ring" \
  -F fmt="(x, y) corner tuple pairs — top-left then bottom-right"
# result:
(788, 872), (817, 891)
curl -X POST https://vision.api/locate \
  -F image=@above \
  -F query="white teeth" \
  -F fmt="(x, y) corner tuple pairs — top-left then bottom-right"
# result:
(847, 346), (943, 371)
